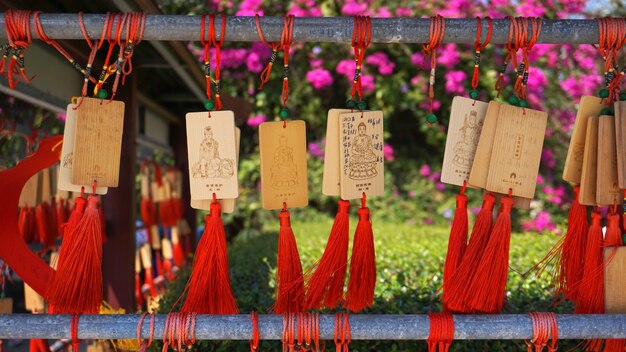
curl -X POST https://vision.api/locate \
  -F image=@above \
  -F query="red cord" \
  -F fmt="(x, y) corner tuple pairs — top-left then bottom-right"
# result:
(256, 14), (282, 89)
(495, 16), (519, 98)
(351, 16), (372, 102)
(250, 311), (260, 351)
(526, 312), (559, 352)
(422, 15), (445, 116)
(334, 312), (351, 352)
(514, 17), (542, 101)
(209, 14), (226, 110)
(280, 15), (295, 109)
(427, 313), (454, 352)
(70, 314), (80, 351)
(471, 17), (492, 90)
(77, 12), (110, 101)
(201, 14), (212, 105)
(2, 10), (35, 89)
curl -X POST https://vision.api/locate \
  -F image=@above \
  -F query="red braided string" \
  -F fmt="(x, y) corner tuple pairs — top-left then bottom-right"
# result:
(250, 311), (260, 351)
(471, 17), (492, 90)
(3, 10), (35, 89)
(514, 17), (542, 101)
(77, 12), (110, 99)
(209, 14), (226, 111)
(200, 14), (212, 105)
(351, 16), (372, 102)
(495, 16), (519, 97)
(256, 14), (281, 89)
(70, 314), (80, 351)
(121, 12), (146, 84)
(422, 15), (445, 115)
(281, 15), (294, 109)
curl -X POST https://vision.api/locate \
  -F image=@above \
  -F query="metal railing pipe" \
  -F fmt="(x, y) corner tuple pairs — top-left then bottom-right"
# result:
(1, 314), (626, 340)
(0, 15), (603, 44)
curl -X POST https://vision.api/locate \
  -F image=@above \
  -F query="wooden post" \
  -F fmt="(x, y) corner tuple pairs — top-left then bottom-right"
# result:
(101, 75), (137, 311)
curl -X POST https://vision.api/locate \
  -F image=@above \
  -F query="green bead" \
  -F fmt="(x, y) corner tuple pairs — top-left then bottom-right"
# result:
(279, 108), (289, 119)
(96, 89), (108, 99)
(620, 92), (626, 101)
(508, 96), (520, 106)
(469, 89), (480, 100)
(599, 88), (609, 98)
(346, 99), (357, 108)
(600, 108), (612, 116)
(357, 101), (367, 110)
(518, 99), (529, 108)
(426, 114), (437, 124)
(622, 233), (626, 245)
(204, 100), (215, 110)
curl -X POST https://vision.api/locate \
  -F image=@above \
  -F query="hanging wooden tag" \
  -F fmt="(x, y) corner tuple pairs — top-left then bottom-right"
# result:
(140, 244), (153, 270)
(615, 101), (626, 188)
(40, 169), (52, 203)
(579, 116), (599, 205)
(71, 97), (125, 187)
(19, 172), (40, 207)
(597, 115), (622, 206)
(191, 127), (241, 213)
(339, 110), (384, 200)
(563, 96), (605, 184)
(486, 104), (547, 198)
(186, 111), (239, 200)
(49, 250), (59, 270)
(259, 120), (309, 210)
(442, 97), (489, 187)
(604, 247), (626, 313)
(58, 104), (108, 195)
(161, 238), (174, 261)
(24, 282), (44, 313)
(493, 192), (532, 210)
(323, 108), (351, 196)
(0, 297), (12, 314)
(469, 101), (501, 188)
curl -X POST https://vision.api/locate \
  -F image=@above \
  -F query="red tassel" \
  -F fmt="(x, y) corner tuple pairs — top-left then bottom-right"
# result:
(180, 201), (238, 314)
(442, 192), (469, 312)
(172, 227), (185, 266)
(604, 209), (623, 247)
(556, 185), (589, 300)
(135, 272), (143, 309)
(141, 197), (156, 227)
(273, 207), (305, 314)
(304, 199), (350, 310)
(56, 198), (68, 237)
(46, 196), (102, 314)
(444, 193), (496, 313)
(28, 339), (49, 352)
(19, 205), (35, 243)
(466, 195), (513, 313)
(98, 198), (107, 243)
(54, 197), (87, 273)
(344, 199), (376, 312)
(575, 210), (604, 322)
(604, 339), (626, 352)
(35, 203), (53, 248)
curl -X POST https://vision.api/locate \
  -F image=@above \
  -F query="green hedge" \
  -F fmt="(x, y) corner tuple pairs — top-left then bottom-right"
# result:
(156, 217), (578, 351)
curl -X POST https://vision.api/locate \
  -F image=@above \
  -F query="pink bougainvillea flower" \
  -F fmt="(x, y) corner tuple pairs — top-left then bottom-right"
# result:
(308, 141), (324, 159)
(361, 75), (375, 94)
(444, 70), (467, 95)
(246, 114), (267, 127)
(383, 144), (395, 161)
(306, 68), (334, 89)
(419, 164), (431, 177)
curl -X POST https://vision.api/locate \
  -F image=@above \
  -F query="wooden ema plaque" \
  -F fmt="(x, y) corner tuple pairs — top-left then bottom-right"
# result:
(604, 247), (626, 314)
(186, 111), (239, 200)
(0, 297), (12, 313)
(322, 108), (352, 196)
(486, 104), (547, 199)
(469, 101), (501, 188)
(72, 97), (125, 187)
(441, 96), (489, 187)
(59, 104), (108, 194)
(19, 172), (39, 207)
(597, 115), (622, 206)
(24, 282), (44, 313)
(579, 116), (599, 206)
(563, 96), (605, 184)
(191, 127), (241, 213)
(339, 111), (384, 200)
(615, 101), (626, 188)
(259, 120), (308, 210)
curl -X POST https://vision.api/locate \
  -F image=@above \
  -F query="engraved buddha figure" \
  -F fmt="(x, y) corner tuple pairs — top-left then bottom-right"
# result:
(270, 135), (298, 188)
(192, 126), (234, 179)
(453, 110), (481, 167)
(348, 122), (378, 180)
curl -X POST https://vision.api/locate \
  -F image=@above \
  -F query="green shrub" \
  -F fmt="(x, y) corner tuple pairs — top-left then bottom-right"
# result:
(155, 218), (578, 351)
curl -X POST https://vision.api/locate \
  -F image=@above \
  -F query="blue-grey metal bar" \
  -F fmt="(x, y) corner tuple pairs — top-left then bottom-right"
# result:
(0, 15), (602, 44)
(1, 314), (626, 340)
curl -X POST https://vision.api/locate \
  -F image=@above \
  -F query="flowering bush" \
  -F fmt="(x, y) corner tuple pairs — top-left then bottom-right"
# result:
(157, 0), (625, 233)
